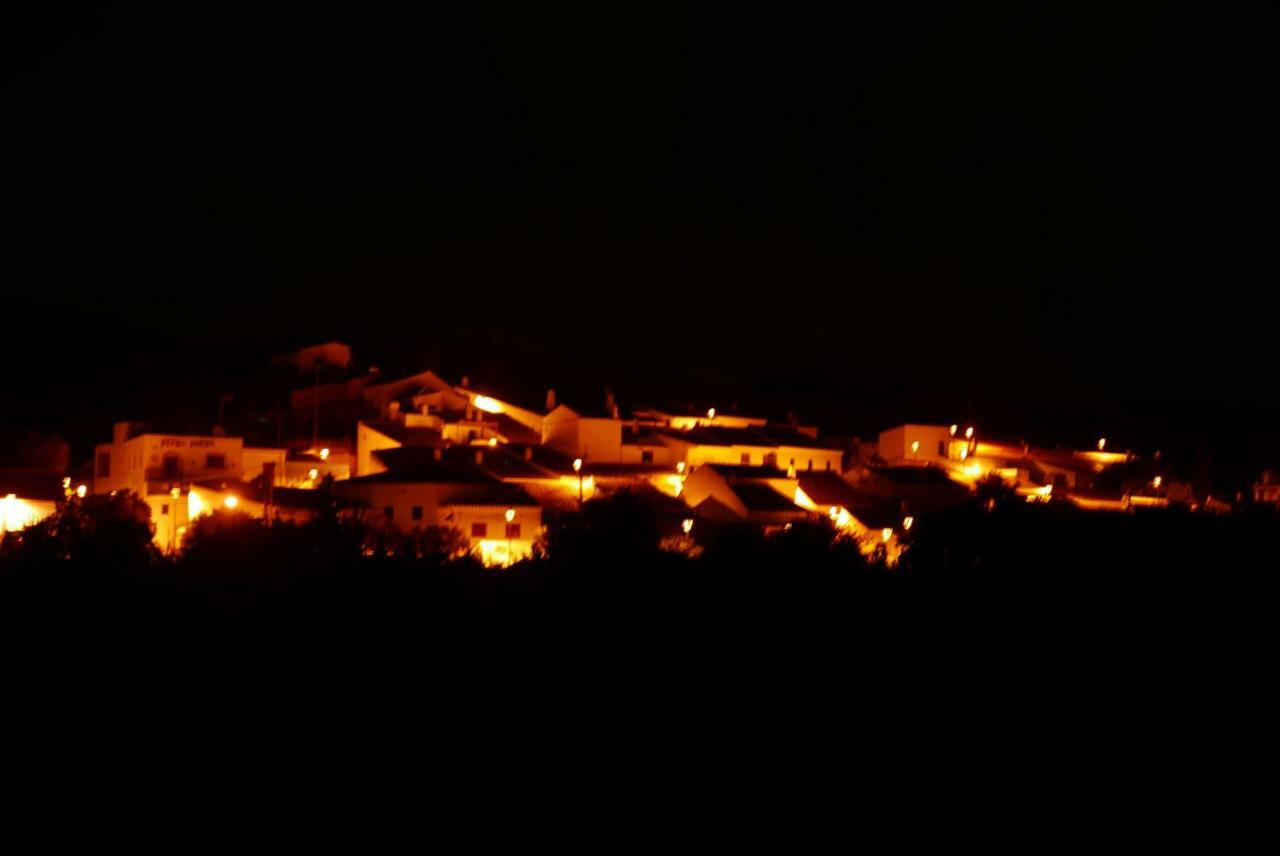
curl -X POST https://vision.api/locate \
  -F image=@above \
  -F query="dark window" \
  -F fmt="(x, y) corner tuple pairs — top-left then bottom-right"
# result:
(641, 450), (654, 464)
(825, 461), (832, 471)
(207, 454), (226, 470)
(807, 459), (813, 470)
(740, 452), (751, 465)
(764, 452), (777, 467)
(160, 504), (169, 516)
(383, 506), (394, 519)
(505, 523), (521, 539)
(163, 455), (182, 479)
(97, 452), (111, 478)
(471, 522), (487, 538)
(411, 506), (423, 521)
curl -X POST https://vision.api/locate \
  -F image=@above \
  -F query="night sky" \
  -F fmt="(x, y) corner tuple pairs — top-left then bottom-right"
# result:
(5, 5), (1276, 473)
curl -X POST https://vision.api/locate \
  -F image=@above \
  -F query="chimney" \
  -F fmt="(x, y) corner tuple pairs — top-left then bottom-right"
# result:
(475, 450), (484, 465)
(460, 375), (470, 389)
(389, 401), (401, 421)
(605, 388), (616, 416)
(433, 447), (443, 462)
(524, 447), (533, 461)
(113, 422), (132, 446)
(546, 389), (557, 411)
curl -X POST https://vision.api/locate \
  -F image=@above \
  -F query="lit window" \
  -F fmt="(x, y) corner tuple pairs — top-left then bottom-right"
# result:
(505, 523), (521, 538)
(471, 522), (487, 538)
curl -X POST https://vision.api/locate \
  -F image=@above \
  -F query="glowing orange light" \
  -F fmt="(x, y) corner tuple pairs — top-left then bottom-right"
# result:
(472, 395), (502, 414)
(828, 506), (839, 520)
(706, 407), (716, 420)
(1152, 476), (1162, 489)
(319, 447), (330, 461)
(1097, 437), (1107, 451)
(681, 518), (694, 534)
(75, 484), (87, 498)
(223, 495), (239, 509)
(676, 461), (686, 474)
(964, 426), (974, 440)
(573, 458), (583, 473)
(308, 468), (319, 480)
(903, 516), (914, 531)
(910, 440), (920, 454)
(949, 425), (958, 436)
(170, 487), (181, 500)
(504, 507), (516, 523)
(62, 477), (71, 490)
(488, 437), (498, 447)
(881, 528), (893, 543)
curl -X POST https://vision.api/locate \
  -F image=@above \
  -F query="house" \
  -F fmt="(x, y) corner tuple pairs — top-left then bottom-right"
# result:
(877, 424), (973, 468)
(335, 447), (542, 565)
(680, 464), (810, 527)
(658, 425), (845, 473)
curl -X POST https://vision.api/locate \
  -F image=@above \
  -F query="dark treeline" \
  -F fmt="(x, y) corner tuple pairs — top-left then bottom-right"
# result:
(2, 493), (1272, 848)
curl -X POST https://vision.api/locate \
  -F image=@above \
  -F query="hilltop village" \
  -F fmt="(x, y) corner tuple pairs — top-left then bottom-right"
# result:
(3, 342), (1274, 562)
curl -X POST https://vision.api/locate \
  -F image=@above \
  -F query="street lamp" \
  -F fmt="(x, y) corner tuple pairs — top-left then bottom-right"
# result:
(170, 486), (181, 553)
(76, 484), (87, 498)
(903, 516), (914, 532)
(224, 495), (239, 510)
(1097, 437), (1107, 452)
(573, 457), (584, 504)
(706, 407), (716, 421)
(504, 507), (516, 566)
(681, 518), (694, 535)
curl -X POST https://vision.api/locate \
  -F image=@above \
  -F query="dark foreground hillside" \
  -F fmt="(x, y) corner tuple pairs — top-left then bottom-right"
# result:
(2, 493), (1273, 850)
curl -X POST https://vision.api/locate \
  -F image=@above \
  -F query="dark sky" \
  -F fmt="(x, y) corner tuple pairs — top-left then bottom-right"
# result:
(4, 4), (1276, 467)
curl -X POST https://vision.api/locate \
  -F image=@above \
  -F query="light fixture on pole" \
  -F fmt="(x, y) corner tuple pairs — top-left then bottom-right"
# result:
(504, 507), (516, 566)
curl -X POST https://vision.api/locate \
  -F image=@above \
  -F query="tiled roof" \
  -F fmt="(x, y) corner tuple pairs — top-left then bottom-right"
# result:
(357, 448), (493, 484)
(441, 483), (539, 508)
(362, 420), (445, 447)
(732, 483), (804, 513)
(796, 472), (864, 507)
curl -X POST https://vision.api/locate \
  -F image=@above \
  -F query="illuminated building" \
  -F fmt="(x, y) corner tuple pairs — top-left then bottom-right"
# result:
(657, 425), (844, 473)
(334, 448), (541, 565)
(878, 425), (971, 467)
(1255, 471), (1280, 507)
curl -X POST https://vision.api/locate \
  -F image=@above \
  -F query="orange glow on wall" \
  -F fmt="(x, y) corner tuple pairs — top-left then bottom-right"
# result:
(472, 395), (502, 414)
